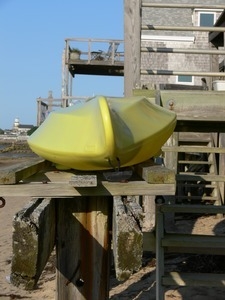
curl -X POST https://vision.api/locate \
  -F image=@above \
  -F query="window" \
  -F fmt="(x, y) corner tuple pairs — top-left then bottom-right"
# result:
(199, 12), (215, 27)
(176, 75), (193, 85)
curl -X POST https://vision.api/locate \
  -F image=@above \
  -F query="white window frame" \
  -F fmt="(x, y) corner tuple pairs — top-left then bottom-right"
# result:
(198, 11), (216, 27)
(176, 75), (194, 85)
(192, 8), (223, 26)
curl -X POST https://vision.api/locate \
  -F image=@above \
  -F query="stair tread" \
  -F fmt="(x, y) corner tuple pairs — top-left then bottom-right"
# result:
(162, 233), (225, 247)
(175, 195), (218, 200)
(176, 174), (225, 182)
(178, 160), (211, 165)
(162, 272), (225, 287)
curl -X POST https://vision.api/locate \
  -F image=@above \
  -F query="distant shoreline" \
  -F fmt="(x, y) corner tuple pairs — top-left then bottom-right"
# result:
(0, 134), (28, 143)
(0, 137), (36, 160)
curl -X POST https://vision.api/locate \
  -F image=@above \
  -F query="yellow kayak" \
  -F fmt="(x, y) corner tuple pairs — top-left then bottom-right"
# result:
(28, 96), (176, 170)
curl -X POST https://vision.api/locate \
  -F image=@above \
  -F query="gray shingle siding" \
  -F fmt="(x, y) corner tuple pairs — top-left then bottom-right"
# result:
(141, 0), (225, 88)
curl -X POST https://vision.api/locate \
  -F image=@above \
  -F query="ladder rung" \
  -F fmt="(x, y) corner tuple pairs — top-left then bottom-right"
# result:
(162, 233), (225, 248)
(162, 145), (225, 153)
(178, 160), (211, 165)
(179, 172), (213, 175)
(177, 174), (225, 182)
(158, 204), (225, 214)
(177, 183), (216, 188)
(162, 272), (225, 287)
(175, 195), (218, 201)
(178, 132), (212, 143)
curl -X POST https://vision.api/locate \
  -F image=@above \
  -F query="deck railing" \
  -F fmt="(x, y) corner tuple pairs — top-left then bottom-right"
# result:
(64, 38), (124, 64)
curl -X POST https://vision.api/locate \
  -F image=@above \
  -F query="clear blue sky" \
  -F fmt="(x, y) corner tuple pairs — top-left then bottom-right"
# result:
(0, 0), (124, 129)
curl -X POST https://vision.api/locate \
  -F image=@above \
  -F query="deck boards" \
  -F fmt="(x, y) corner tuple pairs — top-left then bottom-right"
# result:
(0, 158), (175, 197)
(0, 181), (175, 197)
(0, 157), (51, 184)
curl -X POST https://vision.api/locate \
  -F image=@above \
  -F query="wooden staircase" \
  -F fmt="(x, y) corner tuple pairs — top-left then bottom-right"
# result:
(163, 130), (225, 207)
(175, 132), (222, 205)
(155, 203), (225, 300)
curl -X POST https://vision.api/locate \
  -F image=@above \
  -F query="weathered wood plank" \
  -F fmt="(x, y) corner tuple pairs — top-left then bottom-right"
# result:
(162, 233), (225, 249)
(142, 195), (156, 232)
(113, 196), (143, 281)
(11, 198), (55, 289)
(219, 133), (225, 204)
(136, 160), (175, 184)
(132, 89), (156, 98)
(162, 145), (225, 153)
(69, 175), (97, 187)
(160, 90), (225, 121)
(0, 158), (51, 184)
(124, 0), (141, 95)
(163, 272), (225, 287)
(159, 203), (225, 214)
(0, 181), (175, 197)
(125, 196), (144, 228)
(177, 173), (225, 182)
(134, 161), (175, 234)
(56, 197), (111, 300)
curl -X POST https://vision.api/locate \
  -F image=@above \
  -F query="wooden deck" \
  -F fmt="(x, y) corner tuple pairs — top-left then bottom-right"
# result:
(64, 38), (124, 77)
(0, 158), (175, 197)
(68, 57), (124, 77)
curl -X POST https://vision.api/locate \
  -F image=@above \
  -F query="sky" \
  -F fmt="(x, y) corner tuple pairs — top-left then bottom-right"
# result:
(0, 0), (124, 129)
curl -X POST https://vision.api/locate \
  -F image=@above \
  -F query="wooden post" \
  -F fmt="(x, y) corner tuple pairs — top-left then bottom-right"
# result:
(124, 0), (141, 96)
(11, 198), (55, 289)
(113, 196), (143, 281)
(55, 196), (112, 300)
(219, 133), (225, 204)
(155, 203), (165, 300)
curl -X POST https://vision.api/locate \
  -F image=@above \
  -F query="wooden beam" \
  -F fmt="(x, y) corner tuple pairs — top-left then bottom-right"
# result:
(142, 25), (225, 32)
(11, 198), (55, 289)
(135, 160), (175, 184)
(113, 196), (143, 281)
(56, 197), (111, 300)
(124, 0), (141, 96)
(159, 204), (225, 214)
(141, 46), (225, 55)
(163, 145), (225, 153)
(163, 272), (225, 287)
(219, 133), (225, 204)
(177, 173), (225, 182)
(162, 233), (225, 249)
(69, 175), (97, 187)
(142, 3), (225, 9)
(141, 69), (225, 77)
(0, 181), (175, 197)
(0, 158), (51, 184)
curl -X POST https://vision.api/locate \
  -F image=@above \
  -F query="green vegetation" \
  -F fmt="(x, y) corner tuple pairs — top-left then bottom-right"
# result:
(27, 126), (38, 136)
(70, 47), (81, 54)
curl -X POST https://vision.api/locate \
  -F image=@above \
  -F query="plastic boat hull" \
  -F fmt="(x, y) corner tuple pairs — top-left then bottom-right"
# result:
(28, 96), (176, 170)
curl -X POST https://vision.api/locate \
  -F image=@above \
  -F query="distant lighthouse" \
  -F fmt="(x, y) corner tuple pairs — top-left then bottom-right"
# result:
(13, 117), (20, 130)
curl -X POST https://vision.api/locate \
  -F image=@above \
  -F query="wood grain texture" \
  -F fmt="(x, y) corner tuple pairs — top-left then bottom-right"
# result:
(11, 198), (55, 289)
(113, 196), (143, 281)
(56, 197), (111, 300)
